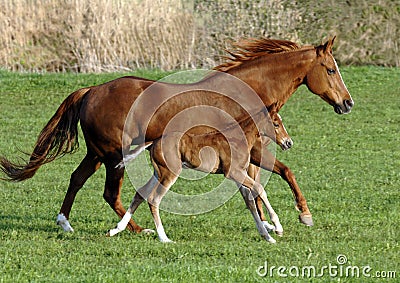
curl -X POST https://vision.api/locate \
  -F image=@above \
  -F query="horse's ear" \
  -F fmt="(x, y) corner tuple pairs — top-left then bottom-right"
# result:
(317, 36), (336, 56)
(326, 36), (336, 53)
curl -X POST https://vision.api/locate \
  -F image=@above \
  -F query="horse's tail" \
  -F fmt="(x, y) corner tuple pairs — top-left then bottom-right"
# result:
(116, 142), (153, 169)
(0, 87), (91, 182)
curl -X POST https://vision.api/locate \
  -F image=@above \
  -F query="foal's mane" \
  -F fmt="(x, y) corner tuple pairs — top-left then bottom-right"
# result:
(214, 38), (301, 72)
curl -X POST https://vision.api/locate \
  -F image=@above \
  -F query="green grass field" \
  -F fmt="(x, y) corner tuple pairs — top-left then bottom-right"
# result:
(0, 67), (399, 282)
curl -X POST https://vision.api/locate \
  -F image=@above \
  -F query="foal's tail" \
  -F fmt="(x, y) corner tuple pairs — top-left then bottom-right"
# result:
(0, 87), (91, 182)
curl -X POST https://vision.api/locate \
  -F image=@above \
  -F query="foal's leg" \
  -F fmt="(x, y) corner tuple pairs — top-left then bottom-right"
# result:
(57, 153), (102, 232)
(230, 168), (277, 242)
(251, 181), (284, 236)
(147, 166), (179, 243)
(103, 162), (144, 233)
(238, 185), (276, 243)
(251, 144), (313, 226)
(247, 164), (275, 231)
(247, 164), (264, 218)
(237, 173), (283, 237)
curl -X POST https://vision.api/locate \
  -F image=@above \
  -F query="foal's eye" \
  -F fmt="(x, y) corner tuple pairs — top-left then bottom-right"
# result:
(327, 68), (336, 75)
(273, 123), (280, 128)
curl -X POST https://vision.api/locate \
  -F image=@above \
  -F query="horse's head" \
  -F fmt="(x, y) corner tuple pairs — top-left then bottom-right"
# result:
(305, 37), (354, 114)
(259, 103), (293, 150)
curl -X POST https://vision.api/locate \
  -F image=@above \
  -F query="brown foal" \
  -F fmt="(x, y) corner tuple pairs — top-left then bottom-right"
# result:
(108, 104), (292, 243)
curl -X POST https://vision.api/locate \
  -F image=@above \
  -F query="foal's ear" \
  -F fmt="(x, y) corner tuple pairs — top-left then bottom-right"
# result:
(266, 102), (278, 113)
(317, 35), (336, 56)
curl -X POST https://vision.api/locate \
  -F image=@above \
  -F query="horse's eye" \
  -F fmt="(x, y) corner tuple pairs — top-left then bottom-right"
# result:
(327, 68), (336, 75)
(273, 123), (280, 128)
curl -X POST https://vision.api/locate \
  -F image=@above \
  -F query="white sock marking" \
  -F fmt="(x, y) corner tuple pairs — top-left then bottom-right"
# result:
(56, 213), (74, 232)
(108, 212), (132, 237)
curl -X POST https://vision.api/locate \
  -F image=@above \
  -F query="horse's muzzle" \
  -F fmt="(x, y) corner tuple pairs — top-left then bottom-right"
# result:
(334, 99), (354, 114)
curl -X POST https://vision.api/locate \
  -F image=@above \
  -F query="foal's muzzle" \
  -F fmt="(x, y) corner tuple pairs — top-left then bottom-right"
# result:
(280, 138), (293, 151)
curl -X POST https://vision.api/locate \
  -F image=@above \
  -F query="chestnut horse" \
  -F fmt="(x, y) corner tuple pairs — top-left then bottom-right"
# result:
(109, 104), (291, 243)
(0, 37), (353, 233)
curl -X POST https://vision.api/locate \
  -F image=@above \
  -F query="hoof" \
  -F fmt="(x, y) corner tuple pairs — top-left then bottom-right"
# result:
(275, 230), (283, 237)
(262, 221), (276, 233)
(107, 228), (120, 237)
(262, 232), (276, 243)
(159, 238), (175, 243)
(56, 213), (74, 232)
(141, 228), (156, 235)
(299, 214), (314, 226)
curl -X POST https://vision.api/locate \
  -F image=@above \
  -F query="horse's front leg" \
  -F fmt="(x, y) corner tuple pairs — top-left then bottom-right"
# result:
(273, 158), (313, 226)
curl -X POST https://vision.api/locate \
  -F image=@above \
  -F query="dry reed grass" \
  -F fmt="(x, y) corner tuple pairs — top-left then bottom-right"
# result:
(0, 0), (195, 72)
(295, 0), (400, 67)
(0, 0), (398, 72)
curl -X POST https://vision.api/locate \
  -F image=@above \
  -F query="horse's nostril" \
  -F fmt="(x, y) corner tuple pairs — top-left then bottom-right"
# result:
(345, 99), (354, 108)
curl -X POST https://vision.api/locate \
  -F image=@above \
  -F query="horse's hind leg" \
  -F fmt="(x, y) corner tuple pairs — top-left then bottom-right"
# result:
(57, 153), (101, 232)
(107, 175), (158, 236)
(103, 162), (144, 233)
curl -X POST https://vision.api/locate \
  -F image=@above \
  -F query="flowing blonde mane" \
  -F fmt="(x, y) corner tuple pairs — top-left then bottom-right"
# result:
(214, 38), (301, 72)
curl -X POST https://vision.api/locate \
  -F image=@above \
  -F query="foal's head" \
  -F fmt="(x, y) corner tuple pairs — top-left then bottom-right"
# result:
(257, 103), (292, 151)
(305, 36), (354, 114)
